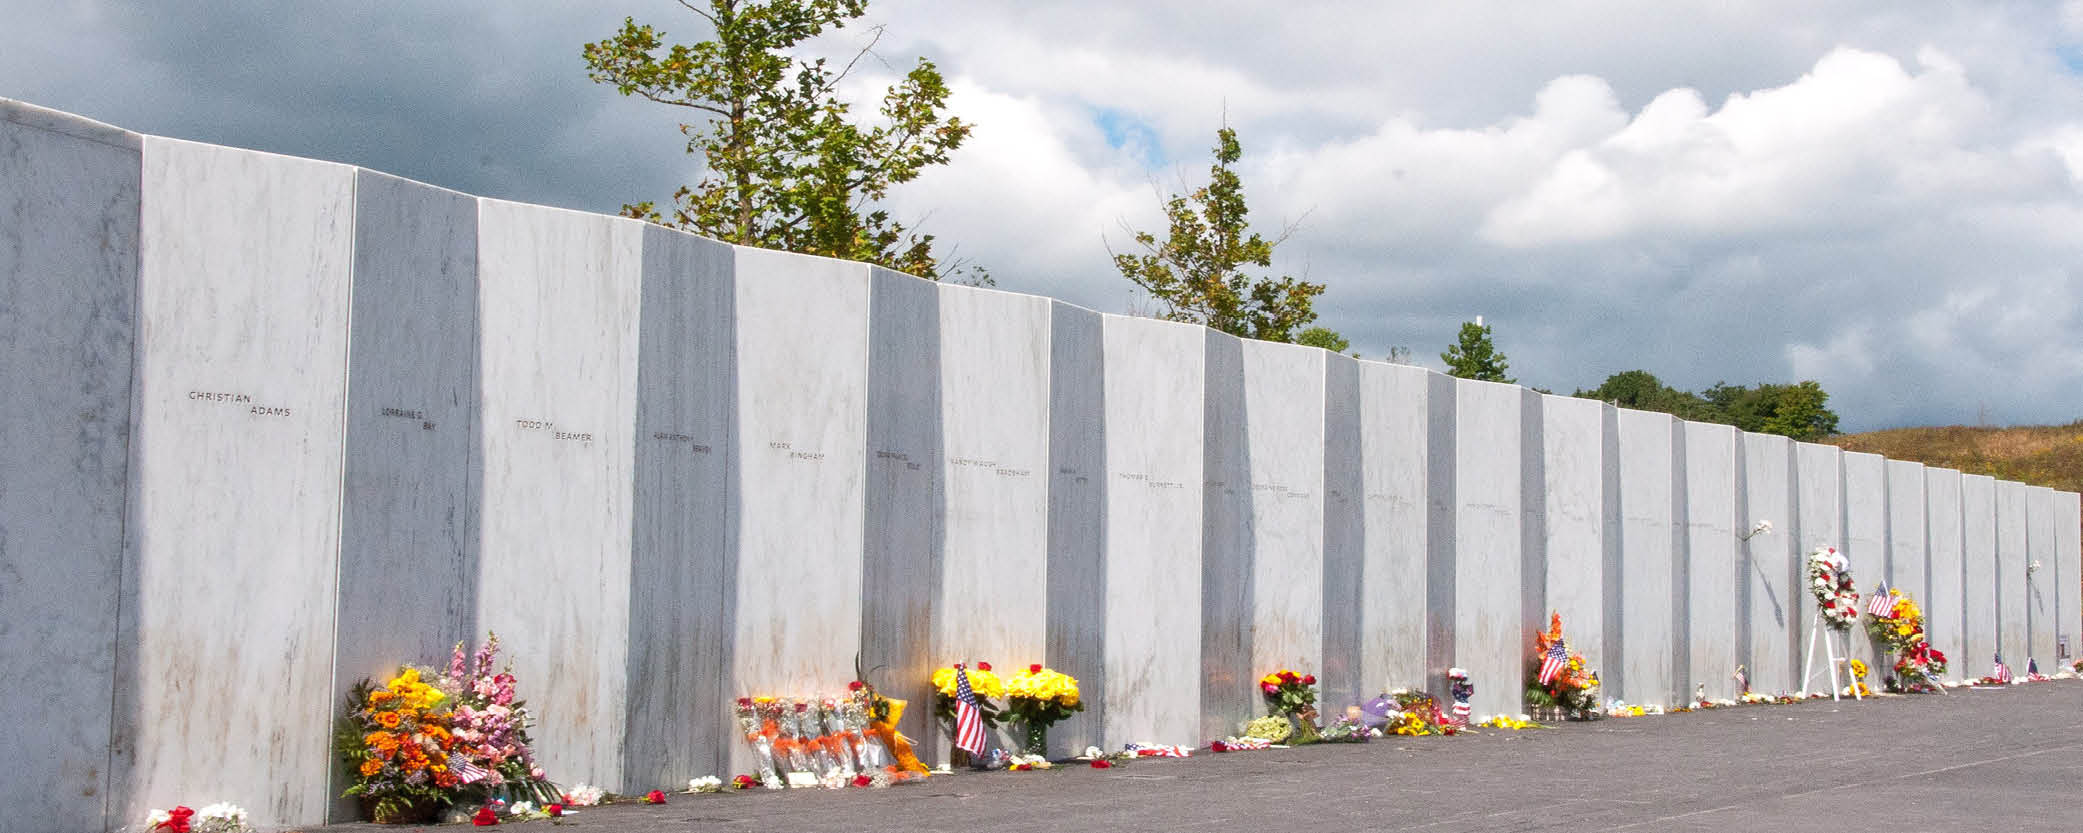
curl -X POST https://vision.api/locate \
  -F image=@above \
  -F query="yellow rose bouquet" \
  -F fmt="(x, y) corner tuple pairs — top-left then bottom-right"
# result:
(1004, 664), (1084, 755)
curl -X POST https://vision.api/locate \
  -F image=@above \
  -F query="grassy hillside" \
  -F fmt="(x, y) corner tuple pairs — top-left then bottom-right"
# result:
(1823, 420), (2083, 493)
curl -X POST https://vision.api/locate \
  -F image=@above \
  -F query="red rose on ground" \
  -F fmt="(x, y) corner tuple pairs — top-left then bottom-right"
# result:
(645, 789), (667, 804)
(1302, 675), (1316, 685)
(1090, 760), (1113, 769)
(546, 804), (563, 817)
(733, 774), (757, 789)
(1030, 663), (1043, 674)
(852, 774), (872, 787)
(471, 806), (499, 826)
(977, 661), (992, 671)
(163, 807), (195, 833)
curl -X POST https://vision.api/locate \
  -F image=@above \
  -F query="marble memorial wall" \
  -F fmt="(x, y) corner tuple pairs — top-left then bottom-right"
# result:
(5, 100), (2079, 832)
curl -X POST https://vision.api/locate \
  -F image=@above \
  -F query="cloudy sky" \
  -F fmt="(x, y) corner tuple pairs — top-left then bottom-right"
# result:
(7, 1), (2083, 431)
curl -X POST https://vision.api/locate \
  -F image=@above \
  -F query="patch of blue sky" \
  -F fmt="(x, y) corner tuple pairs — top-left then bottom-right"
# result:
(1093, 107), (1165, 169)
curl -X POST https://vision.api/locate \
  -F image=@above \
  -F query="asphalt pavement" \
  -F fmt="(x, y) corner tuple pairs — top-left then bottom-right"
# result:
(325, 680), (2083, 833)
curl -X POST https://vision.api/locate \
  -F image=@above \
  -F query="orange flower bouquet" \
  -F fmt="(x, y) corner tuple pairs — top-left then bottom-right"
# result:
(336, 668), (460, 823)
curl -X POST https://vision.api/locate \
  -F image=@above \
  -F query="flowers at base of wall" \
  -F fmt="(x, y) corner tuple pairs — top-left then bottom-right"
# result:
(1807, 547), (1862, 631)
(1864, 590), (1947, 690)
(1474, 714), (1541, 730)
(643, 790), (666, 804)
(1239, 715), (1293, 743)
(688, 776), (724, 793)
(1258, 669), (1322, 742)
(146, 803), (251, 833)
(1004, 664), (1084, 755)
(1525, 612), (1600, 717)
(562, 783), (606, 806)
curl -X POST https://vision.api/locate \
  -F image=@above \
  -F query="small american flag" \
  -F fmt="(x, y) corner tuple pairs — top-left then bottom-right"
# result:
(1993, 653), (2013, 684)
(2027, 658), (2039, 676)
(1733, 665), (1748, 693)
(1866, 584), (1893, 617)
(448, 754), (493, 785)
(1450, 702), (1471, 724)
(952, 664), (987, 755)
(1537, 638), (1569, 686)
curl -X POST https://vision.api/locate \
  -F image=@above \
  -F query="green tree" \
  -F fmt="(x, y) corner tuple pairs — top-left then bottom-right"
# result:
(1296, 326), (1350, 353)
(1441, 320), (1514, 383)
(583, 1), (983, 281)
(1579, 370), (1719, 422)
(1111, 127), (1323, 341)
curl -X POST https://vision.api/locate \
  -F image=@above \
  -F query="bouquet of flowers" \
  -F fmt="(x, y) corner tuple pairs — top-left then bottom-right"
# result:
(1524, 612), (1600, 717)
(733, 697), (784, 789)
(1384, 689), (1451, 736)
(1258, 669), (1322, 743)
(1004, 664), (1084, 755)
(1239, 715), (1293, 742)
(1843, 658), (1873, 697)
(1893, 641), (1948, 690)
(930, 662), (1005, 731)
(1864, 589), (1947, 690)
(337, 667), (464, 823)
(437, 635), (559, 807)
(145, 803), (250, 833)
(1807, 546), (1862, 630)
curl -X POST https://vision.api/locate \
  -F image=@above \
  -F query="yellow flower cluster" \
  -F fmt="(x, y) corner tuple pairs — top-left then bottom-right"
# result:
(931, 666), (1005, 700)
(382, 668), (446, 712)
(1476, 715), (1541, 730)
(1006, 666), (1080, 707)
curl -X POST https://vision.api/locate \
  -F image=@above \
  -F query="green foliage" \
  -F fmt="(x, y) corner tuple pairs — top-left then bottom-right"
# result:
(583, 0), (982, 281)
(1112, 128), (1323, 341)
(1441, 320), (1514, 383)
(1576, 372), (1841, 441)
(1295, 326), (1350, 353)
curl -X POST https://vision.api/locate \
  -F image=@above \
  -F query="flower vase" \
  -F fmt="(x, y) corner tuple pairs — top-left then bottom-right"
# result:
(1024, 722), (1049, 756)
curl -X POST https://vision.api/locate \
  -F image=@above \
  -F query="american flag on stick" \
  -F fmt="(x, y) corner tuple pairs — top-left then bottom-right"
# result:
(447, 754), (493, 784)
(1733, 665), (1748, 693)
(1866, 584), (1893, 617)
(1537, 638), (1569, 686)
(1993, 653), (2013, 684)
(952, 664), (987, 755)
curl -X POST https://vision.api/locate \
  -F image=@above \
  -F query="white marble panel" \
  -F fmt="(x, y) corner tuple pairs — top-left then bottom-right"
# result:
(862, 269), (943, 755)
(2026, 486), (2059, 665)
(1681, 422), (1738, 700)
(118, 137), (354, 829)
(1790, 442), (1846, 689)
(727, 248), (870, 753)
(1320, 355), (1364, 709)
(1100, 315), (1205, 747)
(1451, 380), (1536, 717)
(1922, 468), (1964, 681)
(1199, 331), (1250, 740)
(1243, 341), (1326, 695)
(1994, 480), (2030, 667)
(2057, 492), (2081, 666)
(1541, 396), (1612, 678)
(1614, 409), (1678, 706)
(623, 225), (734, 787)
(1044, 303), (1105, 754)
(475, 200), (641, 788)
(1885, 460), (1928, 606)
(936, 284), (1051, 685)
(1960, 475), (1998, 676)
(1843, 451), (1889, 669)
(330, 172), (479, 819)
(1359, 363), (1446, 693)
(0, 100), (139, 833)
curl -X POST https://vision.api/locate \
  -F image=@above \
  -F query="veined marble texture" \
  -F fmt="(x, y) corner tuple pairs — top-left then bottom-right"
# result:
(1541, 395), (1613, 681)
(2026, 486), (2059, 665)
(119, 137), (354, 829)
(624, 225), (735, 787)
(1043, 302), (1106, 755)
(934, 285), (1053, 752)
(1790, 441), (1845, 691)
(1319, 355), (1364, 709)
(1886, 460), (1929, 608)
(1922, 468), (1965, 681)
(1360, 363), (1445, 694)
(1681, 422), (1738, 700)
(1994, 480), (2031, 667)
(474, 199), (642, 789)
(1843, 452), (1889, 674)
(1614, 408), (1678, 706)
(1960, 475), (1999, 678)
(1100, 314), (1205, 748)
(862, 268), (943, 756)
(0, 100), (139, 833)
(1199, 329), (1251, 741)
(726, 247), (870, 756)
(1450, 379), (1538, 718)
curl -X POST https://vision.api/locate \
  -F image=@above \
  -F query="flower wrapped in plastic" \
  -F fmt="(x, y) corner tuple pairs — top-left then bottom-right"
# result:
(776, 701), (820, 777)
(839, 688), (890, 771)
(733, 697), (783, 789)
(813, 699), (853, 779)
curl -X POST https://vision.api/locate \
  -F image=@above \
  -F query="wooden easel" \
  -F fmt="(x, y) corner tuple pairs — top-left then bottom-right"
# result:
(1800, 612), (1862, 701)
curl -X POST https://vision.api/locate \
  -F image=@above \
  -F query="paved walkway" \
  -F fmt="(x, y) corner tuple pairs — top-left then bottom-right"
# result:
(332, 681), (2083, 833)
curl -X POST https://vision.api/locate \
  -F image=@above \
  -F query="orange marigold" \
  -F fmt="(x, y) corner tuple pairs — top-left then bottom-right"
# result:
(359, 758), (384, 777)
(374, 711), (402, 729)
